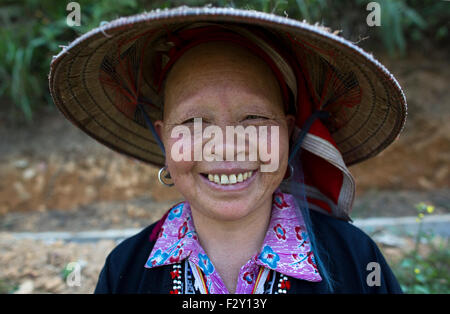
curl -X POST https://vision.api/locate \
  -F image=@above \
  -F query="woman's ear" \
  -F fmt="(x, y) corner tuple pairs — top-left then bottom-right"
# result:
(153, 120), (168, 165)
(286, 114), (296, 137)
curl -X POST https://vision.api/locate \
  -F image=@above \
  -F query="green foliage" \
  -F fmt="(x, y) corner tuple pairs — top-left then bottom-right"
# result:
(0, 2), (68, 121)
(393, 237), (449, 294)
(390, 203), (450, 293)
(0, 278), (17, 294)
(60, 263), (73, 281)
(0, 0), (448, 121)
(0, 0), (143, 121)
(370, 0), (427, 55)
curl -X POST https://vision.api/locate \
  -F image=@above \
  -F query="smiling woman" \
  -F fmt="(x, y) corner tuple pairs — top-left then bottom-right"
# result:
(146, 39), (294, 293)
(154, 41), (292, 232)
(49, 6), (407, 294)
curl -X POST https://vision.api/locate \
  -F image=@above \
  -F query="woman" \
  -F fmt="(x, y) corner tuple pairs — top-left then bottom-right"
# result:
(49, 7), (406, 294)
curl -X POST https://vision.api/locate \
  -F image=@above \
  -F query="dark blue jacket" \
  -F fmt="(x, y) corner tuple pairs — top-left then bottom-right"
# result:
(94, 210), (402, 294)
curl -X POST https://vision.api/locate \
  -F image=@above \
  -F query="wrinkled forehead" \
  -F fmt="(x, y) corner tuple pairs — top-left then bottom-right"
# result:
(162, 41), (285, 119)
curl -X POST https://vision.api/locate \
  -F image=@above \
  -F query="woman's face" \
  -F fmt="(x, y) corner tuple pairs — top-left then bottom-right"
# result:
(155, 41), (295, 222)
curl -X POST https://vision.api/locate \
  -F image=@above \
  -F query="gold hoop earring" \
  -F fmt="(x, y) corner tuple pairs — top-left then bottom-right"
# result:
(158, 166), (174, 187)
(284, 163), (294, 181)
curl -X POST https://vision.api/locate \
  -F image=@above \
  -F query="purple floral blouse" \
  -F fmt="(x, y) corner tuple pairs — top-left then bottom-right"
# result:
(145, 189), (322, 294)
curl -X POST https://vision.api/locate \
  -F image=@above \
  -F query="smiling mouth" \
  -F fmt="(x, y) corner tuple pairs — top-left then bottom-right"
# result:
(200, 171), (255, 185)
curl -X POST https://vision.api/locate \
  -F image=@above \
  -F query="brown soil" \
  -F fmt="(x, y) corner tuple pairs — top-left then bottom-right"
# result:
(0, 234), (116, 293)
(352, 51), (450, 195)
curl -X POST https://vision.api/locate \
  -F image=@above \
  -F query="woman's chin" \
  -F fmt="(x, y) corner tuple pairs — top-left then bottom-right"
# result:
(193, 194), (265, 222)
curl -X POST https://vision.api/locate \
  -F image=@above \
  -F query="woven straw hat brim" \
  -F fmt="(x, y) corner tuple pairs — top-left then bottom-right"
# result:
(49, 6), (407, 168)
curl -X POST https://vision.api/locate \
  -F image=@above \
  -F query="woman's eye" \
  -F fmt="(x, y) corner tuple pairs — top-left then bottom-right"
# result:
(181, 118), (196, 124)
(245, 115), (267, 120)
(180, 117), (211, 125)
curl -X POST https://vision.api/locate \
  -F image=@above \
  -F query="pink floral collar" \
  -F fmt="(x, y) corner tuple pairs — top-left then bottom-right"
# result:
(145, 189), (322, 293)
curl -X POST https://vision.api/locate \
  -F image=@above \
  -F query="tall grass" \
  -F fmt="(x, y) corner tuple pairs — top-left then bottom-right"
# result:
(0, 0), (448, 121)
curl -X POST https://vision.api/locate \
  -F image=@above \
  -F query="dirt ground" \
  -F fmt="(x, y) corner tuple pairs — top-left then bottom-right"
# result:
(0, 235), (116, 293)
(0, 50), (449, 293)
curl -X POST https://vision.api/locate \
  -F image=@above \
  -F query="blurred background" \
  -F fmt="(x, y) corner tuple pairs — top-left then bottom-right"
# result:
(0, 0), (448, 294)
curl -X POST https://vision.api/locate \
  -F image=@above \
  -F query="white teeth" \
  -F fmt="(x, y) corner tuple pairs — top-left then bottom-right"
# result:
(205, 171), (255, 185)
(220, 174), (229, 185)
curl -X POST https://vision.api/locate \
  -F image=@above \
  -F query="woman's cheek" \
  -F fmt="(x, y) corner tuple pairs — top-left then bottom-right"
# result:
(166, 136), (195, 176)
(258, 124), (289, 173)
(278, 127), (290, 162)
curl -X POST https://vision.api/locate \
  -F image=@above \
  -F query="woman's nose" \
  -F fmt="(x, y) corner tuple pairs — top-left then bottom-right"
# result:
(202, 125), (257, 162)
